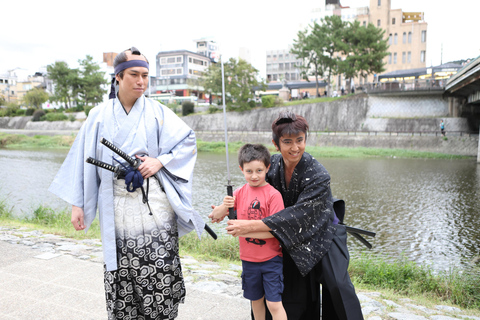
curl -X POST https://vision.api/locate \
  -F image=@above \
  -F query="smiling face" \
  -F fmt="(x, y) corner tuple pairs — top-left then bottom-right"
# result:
(240, 160), (270, 188)
(115, 52), (149, 107)
(274, 132), (306, 167)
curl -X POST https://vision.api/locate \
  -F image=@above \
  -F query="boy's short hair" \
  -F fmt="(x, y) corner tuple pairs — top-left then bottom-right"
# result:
(238, 144), (271, 168)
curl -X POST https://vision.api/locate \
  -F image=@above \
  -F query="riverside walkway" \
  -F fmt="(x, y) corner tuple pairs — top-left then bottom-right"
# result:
(1, 226), (479, 320)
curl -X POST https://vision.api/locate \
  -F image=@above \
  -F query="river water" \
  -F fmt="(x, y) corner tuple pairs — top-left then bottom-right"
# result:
(1, 148), (479, 273)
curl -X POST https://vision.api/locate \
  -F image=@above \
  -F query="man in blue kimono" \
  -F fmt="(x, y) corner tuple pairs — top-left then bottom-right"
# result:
(49, 47), (205, 320)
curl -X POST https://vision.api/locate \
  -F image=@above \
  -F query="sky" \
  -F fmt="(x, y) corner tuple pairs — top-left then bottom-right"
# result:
(1, 0), (478, 81)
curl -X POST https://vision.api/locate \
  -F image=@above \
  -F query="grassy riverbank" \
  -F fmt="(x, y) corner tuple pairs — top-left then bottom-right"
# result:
(0, 132), (470, 159)
(1, 201), (479, 311)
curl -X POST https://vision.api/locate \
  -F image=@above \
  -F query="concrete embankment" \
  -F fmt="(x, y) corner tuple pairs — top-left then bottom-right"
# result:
(1, 95), (478, 156)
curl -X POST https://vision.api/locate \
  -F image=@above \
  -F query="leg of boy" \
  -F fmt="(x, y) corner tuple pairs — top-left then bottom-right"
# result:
(265, 300), (287, 320)
(262, 256), (286, 320)
(252, 297), (266, 320)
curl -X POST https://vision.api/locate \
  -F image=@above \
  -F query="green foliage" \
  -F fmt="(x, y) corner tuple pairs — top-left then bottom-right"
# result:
(47, 56), (107, 109)
(77, 55), (108, 107)
(261, 95), (276, 108)
(23, 87), (49, 109)
(68, 114), (76, 122)
(202, 57), (266, 111)
(179, 232), (240, 262)
(43, 112), (68, 122)
(291, 15), (389, 95)
(208, 106), (219, 114)
(32, 109), (46, 121)
(167, 103), (179, 114)
(182, 101), (195, 116)
(0, 104), (21, 117)
(349, 253), (480, 309)
(25, 108), (36, 116)
(84, 106), (93, 116)
(15, 109), (26, 116)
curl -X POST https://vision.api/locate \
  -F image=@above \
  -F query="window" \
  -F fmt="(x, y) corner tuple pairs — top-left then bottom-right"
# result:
(408, 32), (412, 43)
(389, 34), (392, 45)
(393, 52), (397, 64)
(161, 68), (177, 76)
(402, 52), (406, 63)
(377, 19), (381, 27)
(388, 53), (392, 64)
(160, 56), (182, 65)
(392, 18), (396, 25)
(408, 51), (411, 63)
(378, 0), (381, 5)
(279, 54), (283, 60)
(363, 21), (366, 26)
(192, 58), (206, 66)
(421, 30), (427, 43)
(394, 33), (398, 45)
(403, 32), (406, 44)
(421, 51), (426, 62)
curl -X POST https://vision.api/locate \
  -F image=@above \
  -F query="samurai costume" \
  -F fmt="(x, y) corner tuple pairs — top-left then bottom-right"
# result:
(263, 152), (363, 320)
(49, 84), (204, 318)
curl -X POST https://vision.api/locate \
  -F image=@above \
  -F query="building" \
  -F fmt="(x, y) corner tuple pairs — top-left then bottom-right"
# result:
(356, 0), (427, 83)
(266, 47), (303, 83)
(153, 49), (212, 103)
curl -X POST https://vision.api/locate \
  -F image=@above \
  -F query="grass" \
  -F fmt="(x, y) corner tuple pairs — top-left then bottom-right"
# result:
(0, 132), (472, 160)
(1, 200), (479, 311)
(0, 132), (76, 149)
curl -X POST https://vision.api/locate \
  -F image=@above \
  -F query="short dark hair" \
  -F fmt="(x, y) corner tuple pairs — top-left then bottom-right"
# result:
(113, 47), (149, 82)
(238, 144), (271, 168)
(272, 111), (309, 147)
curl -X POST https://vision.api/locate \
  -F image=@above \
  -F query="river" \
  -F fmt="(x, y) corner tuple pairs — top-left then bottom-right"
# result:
(1, 148), (479, 273)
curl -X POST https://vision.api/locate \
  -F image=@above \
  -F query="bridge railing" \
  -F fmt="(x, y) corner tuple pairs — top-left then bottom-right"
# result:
(359, 79), (446, 93)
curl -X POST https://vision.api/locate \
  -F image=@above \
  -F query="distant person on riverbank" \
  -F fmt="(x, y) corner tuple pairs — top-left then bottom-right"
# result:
(49, 46), (204, 319)
(440, 119), (445, 136)
(223, 112), (363, 320)
(209, 144), (287, 320)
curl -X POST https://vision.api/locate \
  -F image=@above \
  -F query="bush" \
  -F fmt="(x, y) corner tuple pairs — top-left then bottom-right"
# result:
(84, 106), (93, 117)
(208, 106), (219, 114)
(167, 103), (179, 114)
(261, 95), (276, 108)
(25, 108), (36, 116)
(32, 109), (46, 121)
(15, 109), (26, 116)
(182, 101), (195, 116)
(44, 112), (68, 121)
(68, 114), (76, 122)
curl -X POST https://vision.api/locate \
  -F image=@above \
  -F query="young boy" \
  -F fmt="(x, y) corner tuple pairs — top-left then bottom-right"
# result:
(209, 144), (287, 320)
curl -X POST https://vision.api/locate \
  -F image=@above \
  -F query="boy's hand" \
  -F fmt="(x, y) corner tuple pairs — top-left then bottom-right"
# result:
(223, 196), (235, 208)
(208, 204), (228, 223)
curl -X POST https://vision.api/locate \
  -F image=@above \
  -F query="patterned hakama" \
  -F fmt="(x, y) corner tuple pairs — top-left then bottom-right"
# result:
(104, 179), (185, 320)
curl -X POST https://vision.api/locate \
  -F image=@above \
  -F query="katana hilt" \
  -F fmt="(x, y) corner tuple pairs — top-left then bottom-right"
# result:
(86, 157), (126, 179)
(100, 138), (141, 169)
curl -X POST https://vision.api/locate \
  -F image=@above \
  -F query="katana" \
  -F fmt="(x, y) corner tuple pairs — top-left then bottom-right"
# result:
(221, 56), (236, 220)
(86, 138), (218, 240)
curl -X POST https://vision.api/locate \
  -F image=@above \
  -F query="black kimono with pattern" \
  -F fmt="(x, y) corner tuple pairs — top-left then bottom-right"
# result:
(263, 152), (337, 319)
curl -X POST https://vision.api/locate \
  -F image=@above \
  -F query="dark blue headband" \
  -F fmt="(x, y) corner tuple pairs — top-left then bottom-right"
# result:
(114, 60), (149, 75)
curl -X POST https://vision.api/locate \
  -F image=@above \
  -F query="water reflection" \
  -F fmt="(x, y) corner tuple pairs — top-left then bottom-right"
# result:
(1, 149), (479, 273)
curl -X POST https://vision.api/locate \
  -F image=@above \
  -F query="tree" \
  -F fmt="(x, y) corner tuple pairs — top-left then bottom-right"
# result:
(340, 20), (389, 90)
(47, 61), (78, 108)
(291, 16), (347, 97)
(78, 55), (108, 107)
(23, 87), (49, 109)
(202, 57), (266, 111)
(291, 27), (325, 97)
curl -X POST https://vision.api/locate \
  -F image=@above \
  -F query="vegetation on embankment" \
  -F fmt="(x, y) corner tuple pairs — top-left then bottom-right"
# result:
(0, 132), (473, 159)
(1, 200), (479, 311)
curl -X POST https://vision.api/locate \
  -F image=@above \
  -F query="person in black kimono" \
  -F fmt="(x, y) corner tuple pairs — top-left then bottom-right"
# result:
(226, 111), (363, 320)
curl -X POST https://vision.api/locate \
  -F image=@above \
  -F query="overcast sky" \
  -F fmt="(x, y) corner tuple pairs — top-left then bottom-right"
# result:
(1, 0), (478, 80)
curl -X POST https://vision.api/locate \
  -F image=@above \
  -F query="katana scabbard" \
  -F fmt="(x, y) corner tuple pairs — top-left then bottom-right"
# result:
(100, 138), (140, 169)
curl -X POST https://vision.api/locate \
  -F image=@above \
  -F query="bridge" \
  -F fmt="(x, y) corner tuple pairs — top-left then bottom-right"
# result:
(444, 56), (480, 161)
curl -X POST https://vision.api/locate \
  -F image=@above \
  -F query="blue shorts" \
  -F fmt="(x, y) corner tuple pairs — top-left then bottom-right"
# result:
(241, 255), (284, 302)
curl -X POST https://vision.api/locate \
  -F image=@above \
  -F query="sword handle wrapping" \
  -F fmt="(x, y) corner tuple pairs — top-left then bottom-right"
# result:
(86, 157), (118, 173)
(100, 138), (138, 168)
(227, 185), (236, 219)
